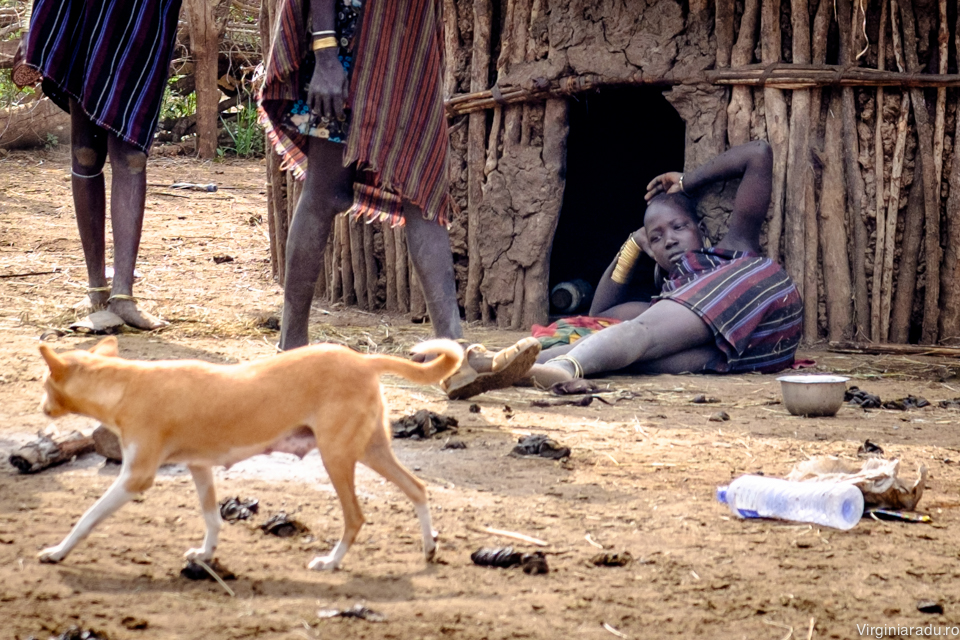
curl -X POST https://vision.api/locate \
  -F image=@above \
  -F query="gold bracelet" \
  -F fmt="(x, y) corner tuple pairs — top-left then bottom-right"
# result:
(611, 236), (642, 284)
(311, 36), (338, 51)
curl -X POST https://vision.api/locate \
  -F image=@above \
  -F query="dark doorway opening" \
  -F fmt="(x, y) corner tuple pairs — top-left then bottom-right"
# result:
(549, 87), (686, 315)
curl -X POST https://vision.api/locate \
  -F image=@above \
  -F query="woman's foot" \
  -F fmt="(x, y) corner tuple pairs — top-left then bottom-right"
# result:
(108, 295), (168, 330)
(527, 362), (576, 388)
(442, 337), (541, 400)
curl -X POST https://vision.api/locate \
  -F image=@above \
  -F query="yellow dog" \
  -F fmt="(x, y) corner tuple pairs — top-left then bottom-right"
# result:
(37, 336), (462, 570)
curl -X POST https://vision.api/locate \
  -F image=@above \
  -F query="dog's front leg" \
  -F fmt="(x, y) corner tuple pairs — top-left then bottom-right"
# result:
(185, 465), (221, 562)
(39, 452), (141, 563)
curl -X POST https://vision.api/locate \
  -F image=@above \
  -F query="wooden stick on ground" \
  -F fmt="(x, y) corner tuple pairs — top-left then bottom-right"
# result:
(828, 341), (960, 358)
(9, 430), (95, 474)
(470, 525), (548, 547)
(870, 0), (889, 342)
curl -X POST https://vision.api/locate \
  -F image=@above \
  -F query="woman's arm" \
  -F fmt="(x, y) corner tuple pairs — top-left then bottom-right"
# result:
(645, 141), (773, 253)
(307, 0), (347, 119)
(588, 229), (653, 320)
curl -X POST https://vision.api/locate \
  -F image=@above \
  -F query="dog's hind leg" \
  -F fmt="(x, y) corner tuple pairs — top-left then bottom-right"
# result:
(185, 464), (221, 561)
(308, 453), (363, 571)
(39, 444), (153, 563)
(361, 428), (438, 562)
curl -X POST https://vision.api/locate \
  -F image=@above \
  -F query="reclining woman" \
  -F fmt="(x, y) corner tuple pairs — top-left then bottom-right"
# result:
(444, 141), (803, 399)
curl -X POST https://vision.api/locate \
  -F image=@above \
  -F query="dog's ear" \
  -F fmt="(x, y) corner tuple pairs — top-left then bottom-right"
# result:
(89, 336), (119, 357)
(39, 344), (69, 381)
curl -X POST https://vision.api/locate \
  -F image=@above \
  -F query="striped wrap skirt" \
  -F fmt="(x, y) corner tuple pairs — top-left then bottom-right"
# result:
(24, 0), (183, 152)
(658, 247), (803, 373)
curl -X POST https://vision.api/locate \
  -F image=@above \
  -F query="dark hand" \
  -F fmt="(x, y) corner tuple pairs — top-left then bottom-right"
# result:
(307, 49), (348, 120)
(631, 228), (655, 258)
(644, 171), (683, 202)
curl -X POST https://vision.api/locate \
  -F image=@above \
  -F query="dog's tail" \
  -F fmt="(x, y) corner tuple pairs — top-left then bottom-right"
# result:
(368, 339), (463, 385)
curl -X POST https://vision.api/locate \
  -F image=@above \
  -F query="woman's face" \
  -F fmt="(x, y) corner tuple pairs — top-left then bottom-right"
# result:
(642, 201), (704, 270)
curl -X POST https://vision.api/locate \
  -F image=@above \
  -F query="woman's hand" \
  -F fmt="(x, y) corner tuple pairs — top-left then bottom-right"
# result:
(644, 171), (683, 202)
(307, 49), (348, 120)
(631, 228), (655, 258)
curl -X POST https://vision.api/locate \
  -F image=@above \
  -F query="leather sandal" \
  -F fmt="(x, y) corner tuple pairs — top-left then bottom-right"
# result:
(441, 337), (541, 400)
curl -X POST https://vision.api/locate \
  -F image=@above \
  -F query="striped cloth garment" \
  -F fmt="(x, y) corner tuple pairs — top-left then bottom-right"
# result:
(658, 247), (803, 373)
(23, 0), (183, 153)
(259, 0), (451, 226)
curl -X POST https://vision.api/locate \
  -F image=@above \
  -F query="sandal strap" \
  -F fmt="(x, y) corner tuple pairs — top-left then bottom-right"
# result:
(108, 294), (137, 302)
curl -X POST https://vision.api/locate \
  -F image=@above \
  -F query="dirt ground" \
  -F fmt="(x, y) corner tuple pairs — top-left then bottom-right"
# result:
(2, 150), (960, 640)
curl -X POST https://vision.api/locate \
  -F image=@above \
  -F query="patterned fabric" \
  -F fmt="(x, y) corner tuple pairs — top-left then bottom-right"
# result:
(658, 247), (803, 373)
(532, 316), (622, 350)
(259, 0), (451, 226)
(23, 0), (183, 153)
(277, 0), (360, 144)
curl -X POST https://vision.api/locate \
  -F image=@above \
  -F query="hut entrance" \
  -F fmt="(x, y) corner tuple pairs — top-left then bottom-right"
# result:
(548, 87), (685, 315)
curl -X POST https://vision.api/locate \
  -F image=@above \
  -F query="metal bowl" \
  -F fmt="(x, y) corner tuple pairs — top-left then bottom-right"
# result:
(776, 375), (850, 417)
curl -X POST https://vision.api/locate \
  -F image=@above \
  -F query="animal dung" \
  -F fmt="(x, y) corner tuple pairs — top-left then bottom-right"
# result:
(219, 496), (259, 523)
(591, 551), (633, 567)
(259, 512), (309, 538)
(317, 604), (387, 622)
(391, 410), (459, 439)
(180, 559), (237, 581)
(471, 546), (523, 568)
(511, 434), (571, 460)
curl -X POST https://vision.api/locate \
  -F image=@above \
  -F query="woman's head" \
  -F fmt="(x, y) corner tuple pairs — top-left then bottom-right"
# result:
(641, 193), (704, 270)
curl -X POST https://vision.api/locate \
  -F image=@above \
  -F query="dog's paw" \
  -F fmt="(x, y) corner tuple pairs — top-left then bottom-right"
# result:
(38, 546), (66, 564)
(184, 547), (214, 562)
(307, 555), (340, 571)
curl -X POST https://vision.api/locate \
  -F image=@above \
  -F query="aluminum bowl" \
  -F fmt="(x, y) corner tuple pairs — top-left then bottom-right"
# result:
(776, 375), (850, 417)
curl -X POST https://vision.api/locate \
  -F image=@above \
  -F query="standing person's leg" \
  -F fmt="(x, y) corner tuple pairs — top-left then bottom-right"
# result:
(403, 204), (462, 340)
(103, 133), (164, 329)
(68, 100), (109, 311)
(279, 137), (355, 350)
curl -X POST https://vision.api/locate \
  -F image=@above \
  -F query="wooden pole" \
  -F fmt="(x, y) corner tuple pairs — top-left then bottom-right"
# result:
(837, 0), (870, 340)
(331, 215), (343, 302)
(890, 159), (925, 342)
(409, 251), (427, 319)
(761, 0), (789, 264)
(184, 0), (227, 159)
(820, 90), (855, 341)
(785, 0), (811, 308)
(726, 0), (761, 146)
(348, 217), (367, 309)
(870, 0), (889, 342)
(715, 0), (735, 69)
(383, 221), (398, 312)
(340, 214), (356, 306)
(898, 0), (941, 343)
(937, 4), (960, 343)
(395, 224), (410, 311)
(880, 0), (912, 342)
(465, 0), (491, 322)
(363, 220), (378, 309)
(933, 0), (948, 196)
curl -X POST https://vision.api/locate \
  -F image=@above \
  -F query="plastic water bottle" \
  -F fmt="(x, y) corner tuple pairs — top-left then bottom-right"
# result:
(717, 475), (864, 530)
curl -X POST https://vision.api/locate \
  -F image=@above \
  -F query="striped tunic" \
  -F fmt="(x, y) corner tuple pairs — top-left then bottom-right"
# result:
(259, 0), (450, 226)
(659, 248), (803, 373)
(24, 0), (183, 153)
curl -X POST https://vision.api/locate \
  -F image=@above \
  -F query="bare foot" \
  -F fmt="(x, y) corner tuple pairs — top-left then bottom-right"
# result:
(74, 289), (109, 315)
(528, 363), (575, 388)
(108, 297), (168, 330)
